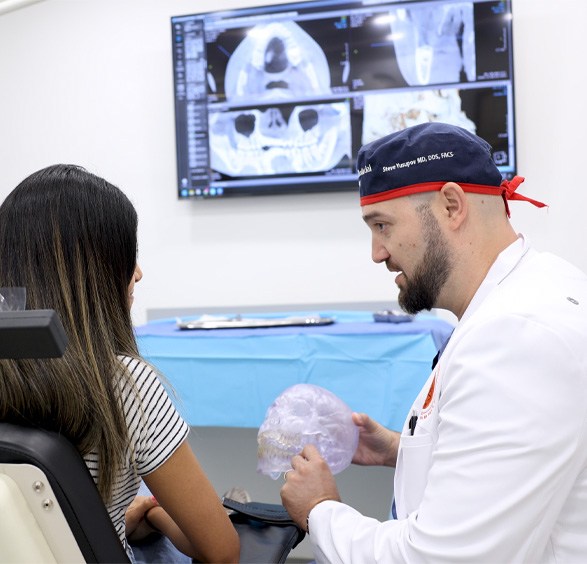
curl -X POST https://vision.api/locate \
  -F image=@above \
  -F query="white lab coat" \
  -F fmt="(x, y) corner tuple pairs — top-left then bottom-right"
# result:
(309, 236), (587, 563)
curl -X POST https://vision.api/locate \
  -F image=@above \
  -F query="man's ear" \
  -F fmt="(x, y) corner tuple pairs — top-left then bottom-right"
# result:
(439, 182), (467, 229)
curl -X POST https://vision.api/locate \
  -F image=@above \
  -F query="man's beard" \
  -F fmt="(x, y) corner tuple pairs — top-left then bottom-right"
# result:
(398, 206), (453, 315)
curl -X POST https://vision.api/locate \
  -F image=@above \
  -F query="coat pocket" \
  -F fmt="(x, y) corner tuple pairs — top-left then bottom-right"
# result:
(394, 432), (434, 518)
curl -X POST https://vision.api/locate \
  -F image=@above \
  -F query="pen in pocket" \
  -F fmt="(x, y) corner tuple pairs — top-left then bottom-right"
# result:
(408, 410), (419, 435)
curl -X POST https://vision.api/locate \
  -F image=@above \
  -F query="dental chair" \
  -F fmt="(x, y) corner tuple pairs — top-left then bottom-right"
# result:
(0, 310), (129, 563)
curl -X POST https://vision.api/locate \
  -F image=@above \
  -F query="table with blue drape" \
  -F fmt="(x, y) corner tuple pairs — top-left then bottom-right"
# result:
(134, 311), (454, 431)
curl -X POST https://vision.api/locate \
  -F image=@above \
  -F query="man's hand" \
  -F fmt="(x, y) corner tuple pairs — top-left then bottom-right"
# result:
(280, 444), (341, 530)
(352, 412), (400, 468)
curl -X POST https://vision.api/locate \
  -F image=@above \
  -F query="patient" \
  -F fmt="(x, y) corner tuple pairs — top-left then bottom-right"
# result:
(0, 164), (239, 563)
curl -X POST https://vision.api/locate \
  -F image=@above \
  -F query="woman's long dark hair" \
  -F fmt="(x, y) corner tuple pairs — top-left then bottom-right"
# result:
(0, 164), (139, 501)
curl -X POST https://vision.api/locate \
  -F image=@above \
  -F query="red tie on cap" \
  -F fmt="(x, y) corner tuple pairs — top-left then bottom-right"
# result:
(500, 176), (547, 217)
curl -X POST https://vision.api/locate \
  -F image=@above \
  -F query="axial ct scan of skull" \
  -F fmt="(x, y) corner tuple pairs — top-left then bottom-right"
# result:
(390, 2), (476, 86)
(224, 21), (331, 102)
(208, 21), (352, 178)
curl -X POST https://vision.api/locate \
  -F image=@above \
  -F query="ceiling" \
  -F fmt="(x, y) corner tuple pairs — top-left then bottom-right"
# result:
(0, 0), (47, 16)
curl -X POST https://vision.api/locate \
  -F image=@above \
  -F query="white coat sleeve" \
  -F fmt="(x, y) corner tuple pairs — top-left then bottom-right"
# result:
(307, 314), (587, 563)
(309, 501), (414, 563)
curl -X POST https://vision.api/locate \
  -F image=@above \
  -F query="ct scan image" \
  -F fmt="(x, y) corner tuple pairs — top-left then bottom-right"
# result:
(212, 21), (332, 103)
(209, 101), (352, 176)
(389, 2), (476, 86)
(207, 20), (352, 177)
(361, 88), (476, 144)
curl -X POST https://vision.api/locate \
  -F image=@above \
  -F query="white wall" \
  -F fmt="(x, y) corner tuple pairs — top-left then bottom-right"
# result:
(1, 0), (586, 327)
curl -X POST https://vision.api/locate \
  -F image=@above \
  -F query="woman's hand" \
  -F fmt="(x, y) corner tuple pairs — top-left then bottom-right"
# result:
(125, 495), (159, 541)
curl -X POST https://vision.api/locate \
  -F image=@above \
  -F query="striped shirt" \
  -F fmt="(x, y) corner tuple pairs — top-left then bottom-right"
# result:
(83, 355), (189, 549)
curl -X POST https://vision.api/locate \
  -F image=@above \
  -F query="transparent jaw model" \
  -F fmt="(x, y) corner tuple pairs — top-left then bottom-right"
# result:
(209, 21), (351, 177)
(390, 3), (476, 86)
(257, 384), (359, 480)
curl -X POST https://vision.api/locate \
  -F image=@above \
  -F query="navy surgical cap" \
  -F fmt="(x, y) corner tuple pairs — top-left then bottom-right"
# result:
(357, 122), (546, 217)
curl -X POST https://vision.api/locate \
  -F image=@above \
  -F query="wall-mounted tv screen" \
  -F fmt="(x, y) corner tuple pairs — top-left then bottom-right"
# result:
(171, 0), (515, 199)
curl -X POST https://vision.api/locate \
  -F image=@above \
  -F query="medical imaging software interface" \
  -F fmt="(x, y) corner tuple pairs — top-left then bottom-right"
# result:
(172, 0), (515, 199)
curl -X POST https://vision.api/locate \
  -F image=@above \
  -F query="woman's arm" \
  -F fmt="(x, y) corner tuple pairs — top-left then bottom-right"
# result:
(142, 440), (239, 563)
(125, 494), (222, 557)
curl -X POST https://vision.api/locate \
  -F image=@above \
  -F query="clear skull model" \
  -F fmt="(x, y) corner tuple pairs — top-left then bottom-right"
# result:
(257, 383), (359, 480)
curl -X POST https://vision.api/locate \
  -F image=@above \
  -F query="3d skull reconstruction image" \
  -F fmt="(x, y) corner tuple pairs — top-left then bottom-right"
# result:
(208, 21), (352, 178)
(389, 2), (476, 86)
(362, 88), (476, 144)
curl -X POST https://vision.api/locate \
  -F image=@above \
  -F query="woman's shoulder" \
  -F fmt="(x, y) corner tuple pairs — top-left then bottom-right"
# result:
(116, 355), (189, 472)
(116, 355), (165, 399)
(117, 354), (154, 379)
